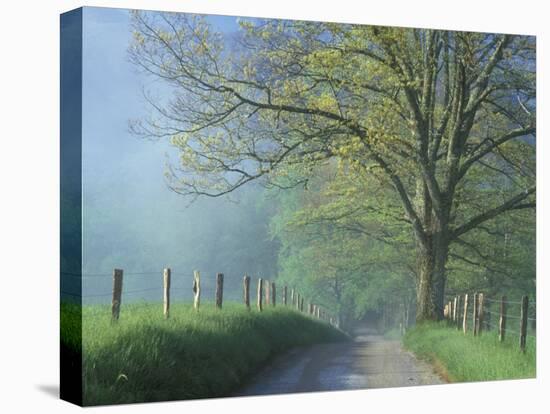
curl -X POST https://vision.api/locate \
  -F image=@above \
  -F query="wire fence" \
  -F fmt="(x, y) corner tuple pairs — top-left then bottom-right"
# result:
(60, 268), (340, 328)
(61, 270), (231, 302)
(444, 292), (535, 353)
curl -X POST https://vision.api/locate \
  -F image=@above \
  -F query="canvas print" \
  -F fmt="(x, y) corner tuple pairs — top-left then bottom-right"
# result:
(60, 6), (536, 406)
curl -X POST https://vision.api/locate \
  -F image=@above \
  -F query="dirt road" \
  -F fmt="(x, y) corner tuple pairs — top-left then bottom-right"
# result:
(236, 324), (443, 396)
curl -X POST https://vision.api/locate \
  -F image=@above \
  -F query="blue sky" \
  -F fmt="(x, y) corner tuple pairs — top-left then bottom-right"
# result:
(81, 7), (239, 184)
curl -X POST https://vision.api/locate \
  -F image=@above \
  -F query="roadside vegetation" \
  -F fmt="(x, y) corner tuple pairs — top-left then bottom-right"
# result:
(403, 322), (535, 382)
(62, 302), (347, 405)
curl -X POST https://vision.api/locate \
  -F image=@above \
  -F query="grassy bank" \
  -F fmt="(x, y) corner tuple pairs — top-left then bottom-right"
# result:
(403, 322), (535, 382)
(61, 302), (347, 406)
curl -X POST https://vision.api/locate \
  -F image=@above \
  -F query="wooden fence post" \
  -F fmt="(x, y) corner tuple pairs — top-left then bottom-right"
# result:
(456, 295), (462, 330)
(283, 286), (287, 305)
(473, 293), (479, 336)
(271, 282), (276, 306)
(499, 295), (507, 342)
(463, 294), (469, 334)
(290, 289), (295, 306)
(300, 296), (304, 312)
(215, 273), (224, 309)
(316, 306), (320, 319)
(265, 281), (270, 306)
(163, 268), (171, 319)
(452, 300), (455, 320)
(308, 303), (313, 315)
(477, 293), (484, 335)
(520, 295), (529, 353)
(243, 275), (251, 310)
(257, 278), (263, 311)
(453, 296), (458, 322)
(488, 297), (493, 332)
(193, 270), (201, 311)
(111, 268), (123, 321)
(452, 298), (456, 323)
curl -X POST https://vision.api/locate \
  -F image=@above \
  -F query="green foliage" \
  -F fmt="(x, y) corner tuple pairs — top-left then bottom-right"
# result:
(269, 163), (415, 328)
(446, 207), (536, 299)
(403, 322), (535, 382)
(66, 302), (347, 405)
(128, 12), (536, 321)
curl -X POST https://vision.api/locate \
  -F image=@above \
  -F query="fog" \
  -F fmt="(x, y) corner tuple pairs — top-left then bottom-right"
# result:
(74, 8), (278, 303)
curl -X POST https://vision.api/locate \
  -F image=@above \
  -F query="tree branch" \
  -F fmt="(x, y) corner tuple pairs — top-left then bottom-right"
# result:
(458, 125), (535, 180)
(450, 186), (535, 239)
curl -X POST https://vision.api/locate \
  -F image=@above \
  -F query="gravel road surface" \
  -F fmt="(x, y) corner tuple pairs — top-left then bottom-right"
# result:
(236, 324), (443, 396)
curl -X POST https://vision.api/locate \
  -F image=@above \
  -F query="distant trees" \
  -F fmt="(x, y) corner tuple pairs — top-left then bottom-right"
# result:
(129, 11), (535, 321)
(269, 160), (534, 329)
(82, 184), (279, 298)
(446, 207), (535, 300)
(268, 159), (415, 327)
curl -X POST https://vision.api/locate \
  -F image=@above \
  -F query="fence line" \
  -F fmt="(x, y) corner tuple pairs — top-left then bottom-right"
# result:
(62, 270), (223, 278)
(444, 292), (535, 353)
(484, 297), (534, 305)
(62, 267), (339, 329)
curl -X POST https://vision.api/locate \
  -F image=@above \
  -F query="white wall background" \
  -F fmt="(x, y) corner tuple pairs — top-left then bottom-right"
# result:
(0, 0), (547, 412)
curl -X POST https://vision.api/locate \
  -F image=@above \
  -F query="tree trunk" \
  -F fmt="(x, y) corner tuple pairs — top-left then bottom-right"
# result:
(415, 229), (449, 322)
(413, 176), (451, 322)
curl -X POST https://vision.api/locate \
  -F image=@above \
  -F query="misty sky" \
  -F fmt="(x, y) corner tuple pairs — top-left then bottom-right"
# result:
(80, 7), (278, 303)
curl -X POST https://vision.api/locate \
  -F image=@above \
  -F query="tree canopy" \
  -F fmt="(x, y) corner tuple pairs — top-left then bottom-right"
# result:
(129, 11), (536, 322)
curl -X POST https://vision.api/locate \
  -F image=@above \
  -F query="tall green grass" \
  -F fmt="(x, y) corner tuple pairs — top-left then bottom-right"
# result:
(403, 321), (535, 382)
(61, 302), (347, 406)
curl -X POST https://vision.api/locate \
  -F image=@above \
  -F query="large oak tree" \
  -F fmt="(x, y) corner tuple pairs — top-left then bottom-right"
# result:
(129, 11), (535, 321)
